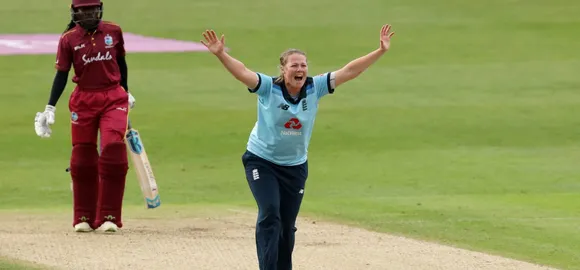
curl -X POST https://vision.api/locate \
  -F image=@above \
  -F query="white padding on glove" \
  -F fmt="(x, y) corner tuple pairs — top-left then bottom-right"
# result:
(35, 105), (56, 138)
(128, 92), (136, 108)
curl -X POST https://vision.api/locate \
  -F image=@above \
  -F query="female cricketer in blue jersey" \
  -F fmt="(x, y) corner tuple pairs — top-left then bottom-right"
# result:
(201, 24), (395, 270)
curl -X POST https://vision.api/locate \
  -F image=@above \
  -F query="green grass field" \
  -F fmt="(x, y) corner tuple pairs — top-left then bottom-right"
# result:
(0, 256), (49, 270)
(1, 0), (580, 269)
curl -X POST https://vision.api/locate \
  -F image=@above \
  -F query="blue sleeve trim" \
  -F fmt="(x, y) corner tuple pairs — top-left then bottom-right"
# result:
(326, 72), (334, 94)
(248, 73), (262, 93)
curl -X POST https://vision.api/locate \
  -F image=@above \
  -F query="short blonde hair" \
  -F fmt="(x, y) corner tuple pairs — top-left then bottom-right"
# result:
(274, 48), (307, 84)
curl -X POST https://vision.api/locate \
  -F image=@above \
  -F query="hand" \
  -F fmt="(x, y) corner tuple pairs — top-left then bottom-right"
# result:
(128, 92), (136, 108)
(200, 29), (225, 55)
(379, 24), (395, 52)
(34, 105), (56, 138)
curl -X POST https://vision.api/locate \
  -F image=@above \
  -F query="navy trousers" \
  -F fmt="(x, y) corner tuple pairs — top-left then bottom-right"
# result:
(242, 150), (308, 270)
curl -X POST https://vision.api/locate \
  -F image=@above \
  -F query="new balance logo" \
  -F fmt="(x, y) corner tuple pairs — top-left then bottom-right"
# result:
(252, 169), (259, 180)
(302, 99), (307, 111)
(278, 103), (290, 110)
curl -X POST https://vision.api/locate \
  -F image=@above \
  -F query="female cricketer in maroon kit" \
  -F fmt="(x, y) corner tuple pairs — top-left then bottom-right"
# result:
(34, 0), (135, 233)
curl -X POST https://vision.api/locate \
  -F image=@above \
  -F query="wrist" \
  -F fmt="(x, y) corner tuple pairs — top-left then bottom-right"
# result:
(215, 51), (227, 59)
(45, 105), (56, 112)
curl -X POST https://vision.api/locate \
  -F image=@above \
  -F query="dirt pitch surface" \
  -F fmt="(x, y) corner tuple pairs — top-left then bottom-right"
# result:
(0, 206), (557, 270)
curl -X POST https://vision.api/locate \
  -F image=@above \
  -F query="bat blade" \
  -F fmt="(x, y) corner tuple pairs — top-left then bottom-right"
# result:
(125, 123), (160, 209)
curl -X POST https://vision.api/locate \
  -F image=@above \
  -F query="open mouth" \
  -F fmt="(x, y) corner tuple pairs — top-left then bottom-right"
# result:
(294, 75), (304, 81)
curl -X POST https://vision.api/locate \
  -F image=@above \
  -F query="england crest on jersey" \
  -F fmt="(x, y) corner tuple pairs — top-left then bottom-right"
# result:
(104, 34), (113, 46)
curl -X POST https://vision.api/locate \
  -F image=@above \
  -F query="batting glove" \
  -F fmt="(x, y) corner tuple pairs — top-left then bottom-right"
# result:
(34, 105), (56, 138)
(128, 92), (136, 109)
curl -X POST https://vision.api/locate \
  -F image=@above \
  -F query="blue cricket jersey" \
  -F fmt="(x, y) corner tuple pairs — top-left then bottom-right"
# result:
(246, 72), (334, 166)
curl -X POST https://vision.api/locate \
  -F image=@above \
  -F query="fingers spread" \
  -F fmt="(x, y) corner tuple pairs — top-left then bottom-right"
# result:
(203, 30), (214, 42)
(202, 29), (225, 45)
(381, 24), (393, 38)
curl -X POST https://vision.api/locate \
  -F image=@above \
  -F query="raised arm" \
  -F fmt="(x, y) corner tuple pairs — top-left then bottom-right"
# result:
(201, 30), (259, 90)
(333, 24), (395, 88)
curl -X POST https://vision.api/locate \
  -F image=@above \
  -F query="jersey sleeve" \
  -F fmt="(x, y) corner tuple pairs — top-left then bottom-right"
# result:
(116, 28), (126, 57)
(313, 72), (335, 99)
(55, 34), (72, 72)
(248, 72), (272, 97)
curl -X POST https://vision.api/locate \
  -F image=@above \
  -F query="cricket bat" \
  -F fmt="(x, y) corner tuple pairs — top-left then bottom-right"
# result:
(125, 120), (161, 209)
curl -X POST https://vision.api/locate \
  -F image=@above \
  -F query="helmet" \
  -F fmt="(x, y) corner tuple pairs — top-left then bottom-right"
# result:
(72, 0), (102, 7)
(70, 0), (103, 30)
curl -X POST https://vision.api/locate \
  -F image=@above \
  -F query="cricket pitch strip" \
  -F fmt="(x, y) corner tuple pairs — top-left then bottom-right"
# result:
(0, 206), (557, 270)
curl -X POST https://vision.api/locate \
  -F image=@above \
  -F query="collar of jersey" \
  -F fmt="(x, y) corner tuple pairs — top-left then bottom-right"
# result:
(76, 22), (104, 35)
(274, 77), (312, 105)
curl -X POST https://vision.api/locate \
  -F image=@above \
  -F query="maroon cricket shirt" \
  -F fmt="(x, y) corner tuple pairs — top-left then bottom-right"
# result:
(55, 21), (126, 91)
